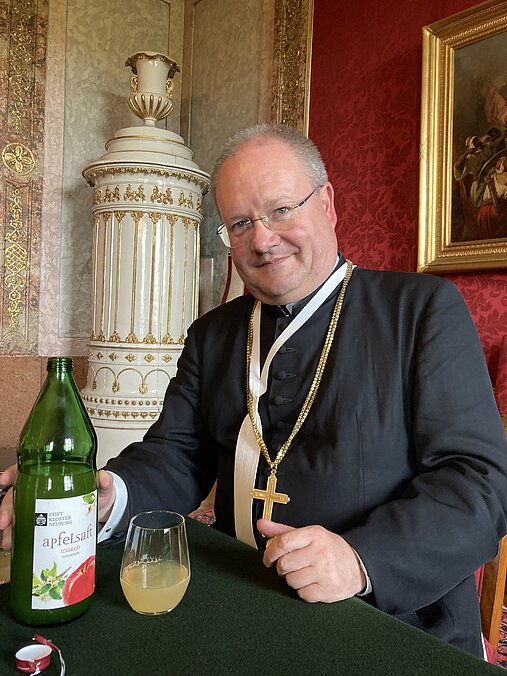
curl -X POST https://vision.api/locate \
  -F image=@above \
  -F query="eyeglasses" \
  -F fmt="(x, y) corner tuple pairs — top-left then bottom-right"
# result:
(216, 184), (323, 248)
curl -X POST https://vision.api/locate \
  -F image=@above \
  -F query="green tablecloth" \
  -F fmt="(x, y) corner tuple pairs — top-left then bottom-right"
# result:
(0, 518), (502, 675)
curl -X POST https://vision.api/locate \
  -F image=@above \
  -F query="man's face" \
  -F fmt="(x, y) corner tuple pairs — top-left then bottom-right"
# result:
(215, 138), (339, 305)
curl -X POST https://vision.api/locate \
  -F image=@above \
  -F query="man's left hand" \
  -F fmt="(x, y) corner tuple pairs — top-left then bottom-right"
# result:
(257, 518), (366, 603)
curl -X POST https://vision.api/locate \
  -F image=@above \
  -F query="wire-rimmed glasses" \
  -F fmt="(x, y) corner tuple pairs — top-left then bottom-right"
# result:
(216, 184), (323, 248)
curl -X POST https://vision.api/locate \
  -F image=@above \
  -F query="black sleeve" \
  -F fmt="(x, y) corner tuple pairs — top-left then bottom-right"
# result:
(342, 280), (507, 614)
(104, 321), (219, 521)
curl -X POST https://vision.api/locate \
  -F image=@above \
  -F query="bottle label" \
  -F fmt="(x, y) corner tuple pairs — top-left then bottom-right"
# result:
(31, 491), (97, 610)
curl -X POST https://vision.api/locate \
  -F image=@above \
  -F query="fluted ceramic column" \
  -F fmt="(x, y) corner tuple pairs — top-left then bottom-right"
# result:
(80, 53), (209, 467)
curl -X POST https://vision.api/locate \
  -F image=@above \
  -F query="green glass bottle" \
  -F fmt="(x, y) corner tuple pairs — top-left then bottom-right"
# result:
(10, 357), (97, 625)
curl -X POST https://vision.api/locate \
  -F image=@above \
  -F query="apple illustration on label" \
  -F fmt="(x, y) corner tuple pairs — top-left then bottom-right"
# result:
(62, 556), (95, 605)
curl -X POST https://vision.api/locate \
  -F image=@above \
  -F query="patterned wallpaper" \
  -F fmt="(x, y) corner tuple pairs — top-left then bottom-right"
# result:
(310, 0), (507, 382)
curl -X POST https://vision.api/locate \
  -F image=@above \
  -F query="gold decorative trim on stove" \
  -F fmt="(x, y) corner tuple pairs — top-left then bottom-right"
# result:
(83, 166), (209, 191)
(124, 184), (145, 202)
(151, 186), (174, 205)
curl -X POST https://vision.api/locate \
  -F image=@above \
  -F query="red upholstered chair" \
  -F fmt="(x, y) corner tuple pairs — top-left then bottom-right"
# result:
(476, 535), (507, 663)
(187, 482), (217, 524)
(476, 337), (507, 663)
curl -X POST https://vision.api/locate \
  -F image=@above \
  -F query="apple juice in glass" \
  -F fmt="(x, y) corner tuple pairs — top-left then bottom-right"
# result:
(10, 357), (98, 625)
(120, 510), (190, 615)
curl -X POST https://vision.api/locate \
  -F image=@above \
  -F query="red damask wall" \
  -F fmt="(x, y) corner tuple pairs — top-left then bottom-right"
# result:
(310, 0), (507, 382)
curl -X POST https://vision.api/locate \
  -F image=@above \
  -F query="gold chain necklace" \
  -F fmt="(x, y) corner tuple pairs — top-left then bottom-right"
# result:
(247, 260), (354, 520)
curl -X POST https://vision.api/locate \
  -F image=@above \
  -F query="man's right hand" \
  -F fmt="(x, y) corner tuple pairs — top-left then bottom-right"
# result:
(0, 466), (117, 550)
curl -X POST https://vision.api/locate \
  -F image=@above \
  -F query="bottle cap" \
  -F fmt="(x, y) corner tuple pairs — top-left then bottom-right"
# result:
(15, 635), (65, 675)
(15, 644), (52, 672)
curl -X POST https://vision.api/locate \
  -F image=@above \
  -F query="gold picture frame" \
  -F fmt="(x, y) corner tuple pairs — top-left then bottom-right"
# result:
(418, 0), (507, 273)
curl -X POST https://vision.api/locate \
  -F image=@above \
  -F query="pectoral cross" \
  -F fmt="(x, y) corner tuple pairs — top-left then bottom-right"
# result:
(251, 471), (290, 520)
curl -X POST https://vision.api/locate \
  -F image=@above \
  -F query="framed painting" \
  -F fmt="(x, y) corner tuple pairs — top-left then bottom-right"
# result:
(418, 0), (507, 272)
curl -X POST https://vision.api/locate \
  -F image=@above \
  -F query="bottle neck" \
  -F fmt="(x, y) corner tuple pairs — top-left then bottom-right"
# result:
(47, 357), (73, 374)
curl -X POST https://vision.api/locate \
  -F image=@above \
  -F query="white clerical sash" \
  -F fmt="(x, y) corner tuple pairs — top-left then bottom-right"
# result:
(234, 260), (349, 548)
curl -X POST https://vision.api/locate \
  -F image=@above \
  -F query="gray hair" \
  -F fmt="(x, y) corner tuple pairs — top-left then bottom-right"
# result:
(209, 123), (328, 199)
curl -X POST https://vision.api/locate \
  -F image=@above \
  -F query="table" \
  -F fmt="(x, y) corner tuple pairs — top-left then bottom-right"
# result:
(0, 518), (503, 675)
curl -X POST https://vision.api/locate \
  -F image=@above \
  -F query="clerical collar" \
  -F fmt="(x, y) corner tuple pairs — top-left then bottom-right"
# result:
(277, 303), (294, 316)
(272, 254), (344, 318)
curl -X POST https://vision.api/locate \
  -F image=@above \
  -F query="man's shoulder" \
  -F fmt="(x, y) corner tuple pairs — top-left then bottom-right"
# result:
(192, 294), (255, 332)
(347, 267), (467, 318)
(352, 267), (458, 297)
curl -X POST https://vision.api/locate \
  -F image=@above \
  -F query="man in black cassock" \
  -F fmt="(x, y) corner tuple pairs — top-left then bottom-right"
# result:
(2, 124), (507, 658)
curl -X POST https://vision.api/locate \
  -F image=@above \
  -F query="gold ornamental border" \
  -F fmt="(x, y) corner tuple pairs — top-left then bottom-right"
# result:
(92, 184), (202, 213)
(270, 0), (314, 134)
(9, 0), (34, 136)
(2, 143), (36, 176)
(83, 165), (209, 192)
(1, 0), (46, 349)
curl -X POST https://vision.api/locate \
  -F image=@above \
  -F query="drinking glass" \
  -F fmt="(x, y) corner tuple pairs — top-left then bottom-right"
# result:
(0, 486), (11, 584)
(120, 510), (190, 615)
